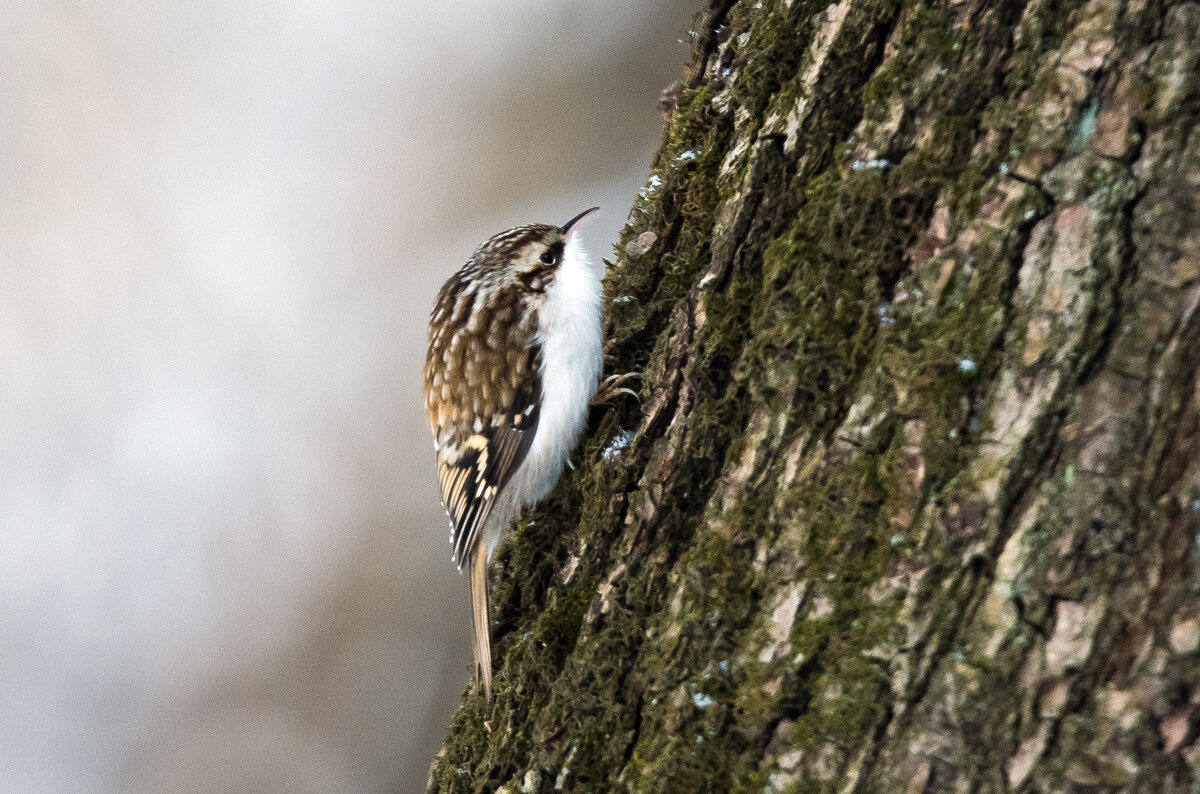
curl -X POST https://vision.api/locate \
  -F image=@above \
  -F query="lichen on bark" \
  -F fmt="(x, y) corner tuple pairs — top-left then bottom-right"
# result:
(428, 1), (1200, 791)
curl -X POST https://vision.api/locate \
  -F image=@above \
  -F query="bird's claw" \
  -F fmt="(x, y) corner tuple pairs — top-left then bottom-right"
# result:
(592, 372), (641, 406)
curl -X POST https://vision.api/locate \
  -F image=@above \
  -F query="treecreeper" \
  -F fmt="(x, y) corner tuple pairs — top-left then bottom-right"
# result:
(423, 207), (633, 698)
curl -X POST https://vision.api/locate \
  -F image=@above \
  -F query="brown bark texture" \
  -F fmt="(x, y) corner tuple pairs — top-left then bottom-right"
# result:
(429, 0), (1200, 791)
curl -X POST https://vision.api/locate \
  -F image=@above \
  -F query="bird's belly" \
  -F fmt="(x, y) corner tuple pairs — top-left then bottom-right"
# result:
(523, 322), (601, 501)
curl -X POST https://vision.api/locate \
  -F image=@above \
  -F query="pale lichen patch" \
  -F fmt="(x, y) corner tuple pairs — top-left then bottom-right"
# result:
(1044, 598), (1106, 676)
(757, 583), (806, 664)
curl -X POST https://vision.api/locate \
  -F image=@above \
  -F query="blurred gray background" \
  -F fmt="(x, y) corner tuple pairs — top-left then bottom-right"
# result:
(0, 2), (695, 791)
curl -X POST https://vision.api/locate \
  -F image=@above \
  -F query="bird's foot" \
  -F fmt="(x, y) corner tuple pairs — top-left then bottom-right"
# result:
(592, 372), (641, 406)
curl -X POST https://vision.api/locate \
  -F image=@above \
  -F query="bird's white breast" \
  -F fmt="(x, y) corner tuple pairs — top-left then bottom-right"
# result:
(485, 233), (602, 556)
(526, 233), (604, 500)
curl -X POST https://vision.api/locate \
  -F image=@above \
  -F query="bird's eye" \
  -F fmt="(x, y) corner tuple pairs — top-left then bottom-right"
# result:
(539, 250), (556, 265)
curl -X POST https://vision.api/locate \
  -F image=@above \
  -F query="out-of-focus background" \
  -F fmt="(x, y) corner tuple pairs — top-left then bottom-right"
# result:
(0, 2), (696, 791)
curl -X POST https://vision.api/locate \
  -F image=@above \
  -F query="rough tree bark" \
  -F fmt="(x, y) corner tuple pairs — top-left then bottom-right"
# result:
(428, 0), (1200, 791)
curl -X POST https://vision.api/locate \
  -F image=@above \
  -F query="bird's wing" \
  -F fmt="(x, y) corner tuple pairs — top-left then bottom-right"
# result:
(436, 345), (542, 566)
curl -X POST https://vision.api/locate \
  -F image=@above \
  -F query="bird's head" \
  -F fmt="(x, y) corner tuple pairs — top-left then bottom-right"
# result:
(469, 207), (599, 293)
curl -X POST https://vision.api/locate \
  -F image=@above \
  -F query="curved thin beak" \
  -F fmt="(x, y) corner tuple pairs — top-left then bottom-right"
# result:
(560, 206), (599, 237)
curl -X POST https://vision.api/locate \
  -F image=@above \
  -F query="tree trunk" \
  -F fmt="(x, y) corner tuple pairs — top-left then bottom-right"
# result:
(428, 0), (1200, 790)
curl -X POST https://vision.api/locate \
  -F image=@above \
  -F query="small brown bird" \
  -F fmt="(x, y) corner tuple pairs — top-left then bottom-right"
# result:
(423, 208), (604, 698)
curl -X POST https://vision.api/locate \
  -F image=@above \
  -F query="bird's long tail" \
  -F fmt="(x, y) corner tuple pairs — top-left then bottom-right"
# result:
(468, 548), (492, 699)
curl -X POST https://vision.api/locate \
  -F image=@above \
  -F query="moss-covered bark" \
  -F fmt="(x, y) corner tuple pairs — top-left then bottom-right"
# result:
(428, 1), (1200, 791)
